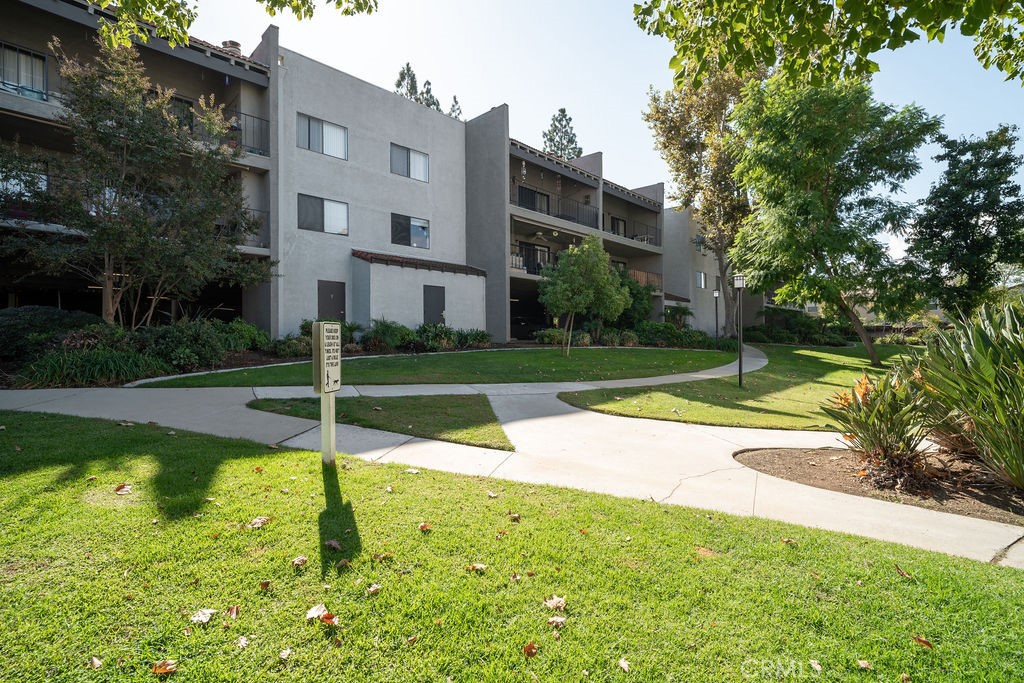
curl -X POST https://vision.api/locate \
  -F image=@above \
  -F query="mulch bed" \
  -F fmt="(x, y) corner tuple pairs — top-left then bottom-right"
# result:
(736, 447), (1024, 527)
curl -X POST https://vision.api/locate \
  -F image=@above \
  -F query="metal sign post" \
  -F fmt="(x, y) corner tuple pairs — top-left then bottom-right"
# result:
(312, 321), (342, 466)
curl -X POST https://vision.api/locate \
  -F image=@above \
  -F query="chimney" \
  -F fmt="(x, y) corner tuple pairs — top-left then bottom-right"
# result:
(221, 40), (242, 56)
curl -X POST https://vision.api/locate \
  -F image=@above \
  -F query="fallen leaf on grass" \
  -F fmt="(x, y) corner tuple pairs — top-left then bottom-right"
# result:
(291, 555), (308, 568)
(385, 485), (393, 493)
(523, 642), (539, 658)
(325, 539), (341, 551)
(857, 660), (872, 670)
(526, 570), (535, 577)
(780, 538), (797, 544)
(487, 491), (498, 498)
(856, 469), (868, 477)
(320, 613), (339, 626)
(366, 583), (382, 595)
(372, 406), (383, 411)
(695, 546), (717, 558)
(306, 604), (328, 620)
(404, 468), (419, 474)
(259, 580), (271, 591)
(547, 615), (567, 628)
(578, 528), (588, 535)
(279, 648), (291, 660)
(236, 636), (248, 649)
(912, 635), (933, 649)
(88, 656), (102, 669)
(900, 674), (912, 683)
(114, 483), (132, 495)
(543, 595), (566, 611)
(246, 516), (271, 529)
(407, 634), (419, 644)
(372, 552), (394, 563)
(227, 605), (239, 619)
(86, 475), (97, 482)
(336, 559), (351, 569)
(117, 421), (134, 427)
(253, 466), (263, 473)
(496, 529), (508, 540)
(418, 522), (432, 532)
(510, 573), (521, 582)
(894, 562), (914, 579)
(509, 512), (521, 523)
(618, 658), (630, 672)
(465, 563), (487, 573)
(809, 660), (822, 672)
(190, 609), (217, 624)
(151, 660), (177, 675)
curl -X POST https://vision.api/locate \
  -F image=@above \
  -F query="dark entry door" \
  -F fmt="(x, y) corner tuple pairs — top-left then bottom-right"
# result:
(317, 280), (346, 320)
(423, 285), (445, 324)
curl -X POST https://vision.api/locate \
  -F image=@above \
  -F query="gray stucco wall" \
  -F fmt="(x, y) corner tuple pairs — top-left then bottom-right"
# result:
(270, 47), (471, 336)
(465, 106), (511, 341)
(364, 264), (486, 331)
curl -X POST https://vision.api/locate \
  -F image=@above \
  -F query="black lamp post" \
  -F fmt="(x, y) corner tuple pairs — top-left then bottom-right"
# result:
(712, 288), (720, 343)
(733, 274), (746, 388)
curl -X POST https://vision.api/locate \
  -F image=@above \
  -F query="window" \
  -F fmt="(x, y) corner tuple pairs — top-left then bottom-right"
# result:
(696, 271), (707, 289)
(297, 113), (348, 159)
(517, 186), (549, 214)
(390, 143), (429, 182)
(0, 43), (46, 99)
(391, 212), (430, 249)
(609, 216), (626, 235)
(298, 194), (348, 234)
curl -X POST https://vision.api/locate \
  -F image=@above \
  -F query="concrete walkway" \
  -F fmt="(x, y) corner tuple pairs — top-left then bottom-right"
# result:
(2, 347), (1022, 568)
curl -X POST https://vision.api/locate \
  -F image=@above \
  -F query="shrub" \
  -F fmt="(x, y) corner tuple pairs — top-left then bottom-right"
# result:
(271, 334), (312, 358)
(743, 327), (770, 344)
(534, 328), (565, 346)
(821, 369), (929, 489)
(635, 321), (678, 347)
(131, 320), (226, 371)
(19, 348), (171, 388)
(917, 305), (1024, 489)
(217, 318), (270, 352)
(461, 329), (492, 349)
(620, 330), (639, 347)
(601, 328), (622, 346)
(342, 343), (363, 355)
(570, 330), (592, 348)
(416, 322), (457, 352)
(767, 328), (799, 345)
(300, 318), (362, 344)
(361, 319), (416, 354)
(0, 306), (103, 363)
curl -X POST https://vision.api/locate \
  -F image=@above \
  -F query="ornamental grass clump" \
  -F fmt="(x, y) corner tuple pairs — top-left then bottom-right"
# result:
(917, 305), (1024, 490)
(822, 369), (929, 489)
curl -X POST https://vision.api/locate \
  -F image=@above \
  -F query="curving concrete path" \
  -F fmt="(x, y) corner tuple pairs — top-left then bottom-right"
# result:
(2, 346), (1022, 568)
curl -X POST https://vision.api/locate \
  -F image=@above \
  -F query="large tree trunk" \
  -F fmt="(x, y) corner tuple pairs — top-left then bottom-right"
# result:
(714, 249), (736, 337)
(835, 295), (881, 367)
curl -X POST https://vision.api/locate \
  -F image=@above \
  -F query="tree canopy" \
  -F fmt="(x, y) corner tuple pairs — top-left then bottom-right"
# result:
(644, 66), (759, 335)
(542, 108), (583, 161)
(903, 125), (1024, 316)
(538, 235), (629, 356)
(0, 39), (272, 327)
(729, 76), (941, 366)
(394, 63), (461, 119)
(634, 0), (1024, 88)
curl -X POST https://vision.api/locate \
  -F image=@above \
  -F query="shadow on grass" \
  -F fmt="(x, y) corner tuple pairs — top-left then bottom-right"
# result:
(318, 461), (361, 577)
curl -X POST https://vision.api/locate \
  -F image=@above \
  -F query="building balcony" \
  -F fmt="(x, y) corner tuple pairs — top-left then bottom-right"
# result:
(625, 267), (663, 292)
(510, 242), (555, 276)
(510, 182), (599, 230)
(605, 216), (662, 247)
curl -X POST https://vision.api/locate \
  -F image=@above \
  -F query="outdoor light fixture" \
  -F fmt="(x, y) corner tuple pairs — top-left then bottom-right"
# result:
(732, 274), (745, 387)
(712, 289), (720, 343)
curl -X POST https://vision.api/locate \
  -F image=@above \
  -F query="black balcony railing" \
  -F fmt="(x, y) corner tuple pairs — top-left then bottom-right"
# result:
(244, 208), (270, 248)
(605, 216), (662, 247)
(511, 182), (599, 229)
(196, 110), (270, 157)
(510, 243), (555, 276)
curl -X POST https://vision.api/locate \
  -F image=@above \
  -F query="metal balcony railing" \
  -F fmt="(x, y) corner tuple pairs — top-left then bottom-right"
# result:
(0, 41), (49, 102)
(510, 242), (555, 276)
(510, 182), (599, 230)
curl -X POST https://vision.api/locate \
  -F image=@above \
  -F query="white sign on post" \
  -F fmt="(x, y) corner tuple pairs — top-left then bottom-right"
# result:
(312, 322), (342, 465)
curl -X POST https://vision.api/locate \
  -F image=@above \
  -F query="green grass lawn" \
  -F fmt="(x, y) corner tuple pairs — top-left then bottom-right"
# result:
(248, 395), (514, 451)
(2, 410), (1022, 681)
(145, 348), (734, 388)
(560, 344), (909, 431)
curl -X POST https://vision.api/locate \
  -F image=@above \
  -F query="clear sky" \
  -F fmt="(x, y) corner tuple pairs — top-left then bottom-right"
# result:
(190, 0), (1024, 216)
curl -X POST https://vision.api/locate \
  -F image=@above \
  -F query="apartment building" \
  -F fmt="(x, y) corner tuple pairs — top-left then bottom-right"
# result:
(1, 0), (697, 342)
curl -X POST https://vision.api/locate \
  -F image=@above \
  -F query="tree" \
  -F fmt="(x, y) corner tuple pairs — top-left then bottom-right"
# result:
(538, 235), (630, 356)
(418, 80), (442, 112)
(729, 76), (941, 366)
(0, 39), (272, 327)
(903, 125), (1024, 317)
(634, 1), (1024, 88)
(644, 66), (759, 336)
(542, 109), (583, 160)
(448, 96), (463, 121)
